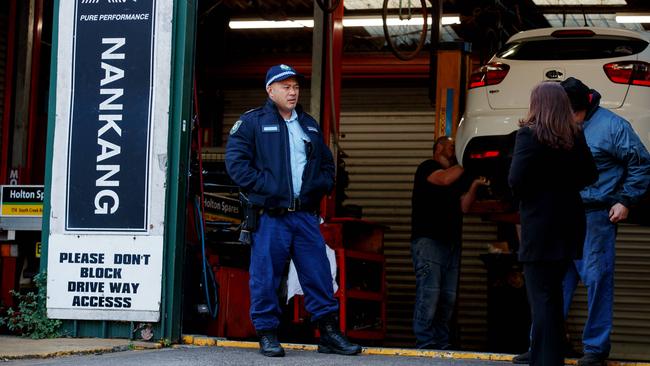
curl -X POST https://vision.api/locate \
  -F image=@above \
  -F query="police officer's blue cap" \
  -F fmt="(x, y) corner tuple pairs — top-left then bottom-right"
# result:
(265, 64), (303, 88)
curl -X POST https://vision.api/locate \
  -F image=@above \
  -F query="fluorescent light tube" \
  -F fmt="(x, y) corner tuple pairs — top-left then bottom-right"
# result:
(229, 16), (461, 29)
(615, 14), (650, 23)
(229, 19), (315, 29)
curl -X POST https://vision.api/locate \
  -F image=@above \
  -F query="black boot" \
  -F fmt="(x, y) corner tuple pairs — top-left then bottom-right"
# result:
(578, 353), (606, 366)
(257, 330), (285, 357)
(317, 313), (362, 355)
(512, 351), (530, 364)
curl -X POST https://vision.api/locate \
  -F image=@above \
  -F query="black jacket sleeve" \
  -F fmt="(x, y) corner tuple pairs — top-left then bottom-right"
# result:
(508, 127), (537, 197)
(225, 118), (266, 194)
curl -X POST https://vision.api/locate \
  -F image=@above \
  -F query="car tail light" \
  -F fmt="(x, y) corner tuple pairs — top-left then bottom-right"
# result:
(468, 63), (510, 89)
(469, 151), (501, 159)
(603, 61), (650, 87)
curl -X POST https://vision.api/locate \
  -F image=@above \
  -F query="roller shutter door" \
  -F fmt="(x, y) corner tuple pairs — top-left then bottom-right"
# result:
(337, 86), (501, 349)
(220, 88), (277, 145)
(337, 85), (433, 346)
(456, 216), (497, 350)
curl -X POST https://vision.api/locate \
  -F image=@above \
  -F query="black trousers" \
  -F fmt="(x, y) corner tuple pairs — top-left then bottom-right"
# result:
(523, 260), (570, 366)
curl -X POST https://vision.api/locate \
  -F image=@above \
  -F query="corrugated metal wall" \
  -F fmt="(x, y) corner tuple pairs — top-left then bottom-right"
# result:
(218, 83), (650, 360)
(456, 216), (497, 350)
(337, 93), (434, 347)
(336, 86), (499, 350)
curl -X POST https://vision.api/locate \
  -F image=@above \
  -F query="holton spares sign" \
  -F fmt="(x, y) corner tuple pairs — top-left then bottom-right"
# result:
(0, 185), (44, 217)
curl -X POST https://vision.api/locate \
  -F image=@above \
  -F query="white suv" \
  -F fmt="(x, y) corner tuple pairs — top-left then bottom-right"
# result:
(455, 27), (650, 207)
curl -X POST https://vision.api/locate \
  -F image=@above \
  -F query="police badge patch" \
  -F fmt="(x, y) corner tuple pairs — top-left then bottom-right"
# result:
(230, 120), (243, 135)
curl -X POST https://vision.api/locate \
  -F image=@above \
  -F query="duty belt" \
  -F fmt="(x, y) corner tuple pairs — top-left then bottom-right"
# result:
(264, 198), (311, 216)
(583, 201), (609, 212)
(288, 197), (301, 212)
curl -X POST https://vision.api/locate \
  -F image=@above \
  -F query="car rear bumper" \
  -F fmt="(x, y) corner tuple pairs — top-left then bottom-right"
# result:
(455, 110), (526, 165)
(455, 112), (524, 212)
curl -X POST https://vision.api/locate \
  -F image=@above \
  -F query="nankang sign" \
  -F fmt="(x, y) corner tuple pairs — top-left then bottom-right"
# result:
(66, 0), (154, 231)
(47, 0), (173, 321)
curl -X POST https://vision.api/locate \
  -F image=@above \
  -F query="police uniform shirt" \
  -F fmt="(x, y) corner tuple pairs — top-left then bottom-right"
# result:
(285, 109), (310, 197)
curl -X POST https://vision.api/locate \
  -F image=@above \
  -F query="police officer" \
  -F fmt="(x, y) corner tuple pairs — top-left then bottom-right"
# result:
(225, 64), (361, 357)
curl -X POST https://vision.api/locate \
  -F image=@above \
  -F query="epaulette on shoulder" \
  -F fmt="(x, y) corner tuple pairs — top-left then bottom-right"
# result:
(243, 107), (262, 115)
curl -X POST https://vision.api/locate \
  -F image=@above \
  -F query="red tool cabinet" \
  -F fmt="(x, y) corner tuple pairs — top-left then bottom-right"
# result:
(207, 266), (256, 339)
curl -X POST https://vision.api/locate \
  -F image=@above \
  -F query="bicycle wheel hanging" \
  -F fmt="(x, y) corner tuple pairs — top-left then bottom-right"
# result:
(315, 0), (341, 13)
(382, 0), (428, 61)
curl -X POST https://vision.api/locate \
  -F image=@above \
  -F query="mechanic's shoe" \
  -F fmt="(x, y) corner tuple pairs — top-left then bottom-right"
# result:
(564, 344), (583, 359)
(257, 330), (285, 357)
(317, 314), (362, 355)
(577, 353), (606, 366)
(512, 351), (530, 364)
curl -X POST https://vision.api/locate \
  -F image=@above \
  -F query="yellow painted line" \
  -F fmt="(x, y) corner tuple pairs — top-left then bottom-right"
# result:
(215, 340), (258, 349)
(191, 336), (217, 347)
(218, 340), (318, 352)
(278, 343), (318, 352)
(131, 344), (162, 351)
(180, 335), (650, 365)
(360, 348), (513, 361)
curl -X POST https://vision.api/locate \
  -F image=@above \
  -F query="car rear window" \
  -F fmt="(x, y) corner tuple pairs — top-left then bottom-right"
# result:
(496, 36), (648, 60)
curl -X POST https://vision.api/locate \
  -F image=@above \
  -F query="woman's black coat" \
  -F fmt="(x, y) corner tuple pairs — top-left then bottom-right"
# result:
(509, 126), (598, 262)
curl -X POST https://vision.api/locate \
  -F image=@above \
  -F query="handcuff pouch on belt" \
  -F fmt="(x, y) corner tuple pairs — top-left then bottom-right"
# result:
(238, 192), (259, 245)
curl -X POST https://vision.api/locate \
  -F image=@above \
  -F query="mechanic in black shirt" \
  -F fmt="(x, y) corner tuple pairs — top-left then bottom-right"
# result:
(410, 136), (488, 350)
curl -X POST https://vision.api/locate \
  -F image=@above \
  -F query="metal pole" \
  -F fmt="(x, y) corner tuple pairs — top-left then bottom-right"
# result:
(159, 0), (197, 342)
(321, 0), (344, 220)
(1, 0), (17, 184)
(310, 2), (324, 123)
(26, 0), (44, 183)
(428, 0), (442, 105)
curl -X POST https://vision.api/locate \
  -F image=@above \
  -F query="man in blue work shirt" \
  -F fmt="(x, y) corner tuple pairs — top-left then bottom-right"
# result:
(561, 77), (650, 366)
(225, 64), (361, 357)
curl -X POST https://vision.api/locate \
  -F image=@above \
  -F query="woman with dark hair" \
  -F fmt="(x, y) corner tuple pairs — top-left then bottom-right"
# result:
(509, 82), (598, 366)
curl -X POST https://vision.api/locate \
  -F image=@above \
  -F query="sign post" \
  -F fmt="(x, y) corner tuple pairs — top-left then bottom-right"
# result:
(46, 0), (173, 321)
